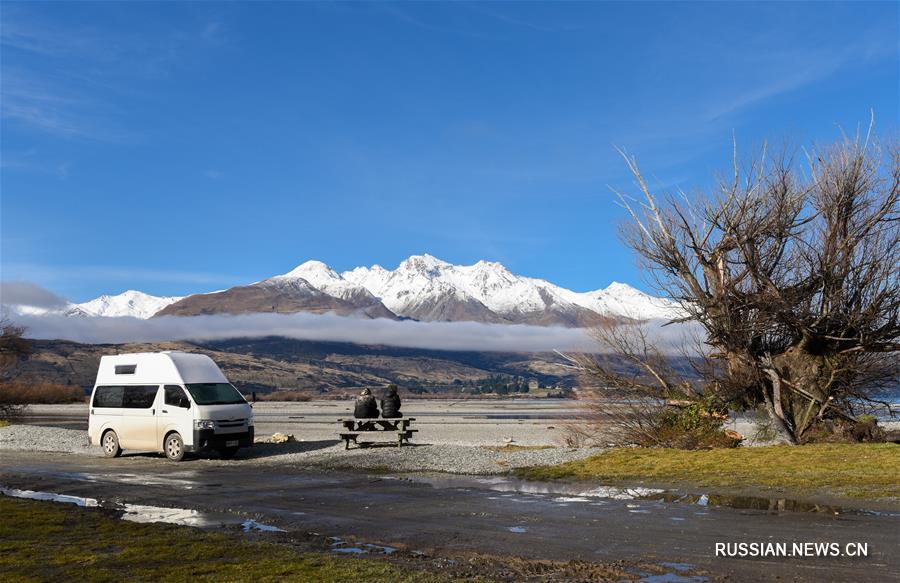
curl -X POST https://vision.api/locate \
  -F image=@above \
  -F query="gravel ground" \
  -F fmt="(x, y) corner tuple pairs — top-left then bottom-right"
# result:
(250, 442), (601, 474)
(0, 425), (99, 457)
(0, 424), (598, 474)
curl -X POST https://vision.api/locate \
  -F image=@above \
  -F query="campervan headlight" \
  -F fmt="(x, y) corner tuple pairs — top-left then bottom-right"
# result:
(194, 420), (216, 430)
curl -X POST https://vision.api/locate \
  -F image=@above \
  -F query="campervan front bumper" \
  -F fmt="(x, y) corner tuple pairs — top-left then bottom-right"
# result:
(189, 427), (254, 452)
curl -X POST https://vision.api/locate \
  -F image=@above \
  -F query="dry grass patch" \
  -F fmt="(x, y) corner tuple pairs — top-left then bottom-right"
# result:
(515, 443), (900, 500)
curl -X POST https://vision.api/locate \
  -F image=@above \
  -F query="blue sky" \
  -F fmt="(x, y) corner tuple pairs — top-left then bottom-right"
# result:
(2, 1), (897, 302)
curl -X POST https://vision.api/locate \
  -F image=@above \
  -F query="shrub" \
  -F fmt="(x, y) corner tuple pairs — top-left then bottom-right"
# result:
(0, 382), (86, 407)
(256, 390), (312, 402)
(632, 399), (740, 449)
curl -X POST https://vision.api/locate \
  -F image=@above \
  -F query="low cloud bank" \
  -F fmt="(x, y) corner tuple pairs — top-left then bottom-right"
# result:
(0, 281), (69, 309)
(10, 310), (701, 354)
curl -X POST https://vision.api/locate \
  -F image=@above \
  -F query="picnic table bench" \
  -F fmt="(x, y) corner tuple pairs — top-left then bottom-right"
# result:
(337, 417), (417, 449)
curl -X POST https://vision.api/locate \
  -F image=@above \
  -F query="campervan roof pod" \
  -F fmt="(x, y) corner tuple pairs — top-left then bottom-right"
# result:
(94, 351), (230, 386)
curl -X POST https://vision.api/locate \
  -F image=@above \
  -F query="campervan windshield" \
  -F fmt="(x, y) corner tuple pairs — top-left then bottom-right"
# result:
(185, 383), (245, 405)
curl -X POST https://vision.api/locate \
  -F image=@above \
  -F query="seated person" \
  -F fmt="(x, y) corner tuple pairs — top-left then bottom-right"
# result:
(353, 388), (379, 419)
(380, 384), (402, 418)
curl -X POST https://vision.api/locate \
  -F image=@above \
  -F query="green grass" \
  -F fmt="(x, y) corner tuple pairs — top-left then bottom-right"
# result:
(515, 443), (900, 500)
(0, 420), (10, 428)
(0, 497), (473, 582)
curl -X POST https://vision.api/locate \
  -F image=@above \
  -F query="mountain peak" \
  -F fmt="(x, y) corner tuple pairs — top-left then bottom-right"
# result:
(280, 260), (339, 280)
(70, 290), (183, 319)
(399, 254), (451, 275)
(603, 281), (640, 294)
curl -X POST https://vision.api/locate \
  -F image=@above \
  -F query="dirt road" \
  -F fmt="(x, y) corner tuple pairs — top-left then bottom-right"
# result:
(1, 450), (896, 582)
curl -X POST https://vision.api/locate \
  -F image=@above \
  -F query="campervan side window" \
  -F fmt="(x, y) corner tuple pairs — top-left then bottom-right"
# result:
(164, 385), (190, 408)
(93, 386), (124, 408)
(122, 386), (159, 408)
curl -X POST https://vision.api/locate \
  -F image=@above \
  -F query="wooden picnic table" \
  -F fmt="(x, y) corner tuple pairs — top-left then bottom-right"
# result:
(337, 417), (417, 449)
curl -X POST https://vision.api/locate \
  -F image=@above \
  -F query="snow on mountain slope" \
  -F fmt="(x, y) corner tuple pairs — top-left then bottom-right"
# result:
(61, 255), (684, 325)
(277, 260), (381, 303)
(577, 282), (687, 320)
(154, 262), (397, 320)
(68, 290), (183, 319)
(343, 254), (684, 324)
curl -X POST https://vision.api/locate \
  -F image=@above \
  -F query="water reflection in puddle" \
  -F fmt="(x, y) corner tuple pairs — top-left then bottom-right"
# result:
(412, 475), (664, 501)
(1, 485), (283, 532)
(48, 470), (202, 489)
(0, 486), (98, 507)
(408, 475), (895, 516)
(629, 562), (708, 583)
(242, 519), (285, 533)
(121, 503), (216, 527)
(329, 536), (397, 555)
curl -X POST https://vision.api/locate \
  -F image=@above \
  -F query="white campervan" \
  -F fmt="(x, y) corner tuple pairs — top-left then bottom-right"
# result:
(88, 351), (254, 461)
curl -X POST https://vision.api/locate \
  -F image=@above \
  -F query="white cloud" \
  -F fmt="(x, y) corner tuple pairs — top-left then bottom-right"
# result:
(0, 281), (69, 309)
(11, 311), (594, 353)
(9, 309), (702, 355)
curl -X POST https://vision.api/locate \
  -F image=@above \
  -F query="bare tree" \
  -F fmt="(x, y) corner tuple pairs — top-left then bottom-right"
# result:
(0, 315), (32, 418)
(566, 322), (736, 448)
(611, 127), (899, 444)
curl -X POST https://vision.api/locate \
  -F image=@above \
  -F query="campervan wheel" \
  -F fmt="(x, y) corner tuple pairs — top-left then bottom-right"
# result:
(102, 430), (121, 458)
(164, 432), (185, 461)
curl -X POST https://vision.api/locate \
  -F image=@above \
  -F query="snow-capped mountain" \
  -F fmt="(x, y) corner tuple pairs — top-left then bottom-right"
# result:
(67, 290), (183, 319)
(55, 255), (685, 326)
(578, 281), (683, 321)
(275, 260), (391, 309)
(156, 264), (396, 319)
(343, 254), (683, 326)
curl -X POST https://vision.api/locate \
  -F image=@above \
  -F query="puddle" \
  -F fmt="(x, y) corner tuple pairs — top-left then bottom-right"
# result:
(507, 526), (527, 533)
(1, 485), (284, 532)
(121, 503), (221, 527)
(411, 475), (895, 516)
(413, 475), (664, 501)
(660, 563), (693, 572)
(242, 519), (285, 533)
(332, 546), (367, 554)
(645, 492), (896, 516)
(329, 536), (397, 555)
(46, 470), (202, 489)
(0, 486), (98, 507)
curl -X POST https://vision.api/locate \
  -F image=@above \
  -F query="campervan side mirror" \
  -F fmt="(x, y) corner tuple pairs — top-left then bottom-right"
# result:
(179, 397), (190, 409)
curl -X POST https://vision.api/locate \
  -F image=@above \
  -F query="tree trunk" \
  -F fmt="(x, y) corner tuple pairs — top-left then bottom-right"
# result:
(762, 366), (797, 445)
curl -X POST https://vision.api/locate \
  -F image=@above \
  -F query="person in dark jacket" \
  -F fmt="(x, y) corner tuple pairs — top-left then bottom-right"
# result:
(380, 384), (402, 418)
(353, 388), (378, 419)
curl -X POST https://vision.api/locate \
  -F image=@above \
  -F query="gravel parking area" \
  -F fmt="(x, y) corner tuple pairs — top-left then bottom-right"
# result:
(9, 399), (845, 474)
(248, 441), (600, 474)
(0, 425), (99, 457)
(0, 423), (598, 474)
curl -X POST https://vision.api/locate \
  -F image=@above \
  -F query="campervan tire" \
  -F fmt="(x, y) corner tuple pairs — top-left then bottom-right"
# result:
(102, 430), (122, 458)
(164, 432), (185, 462)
